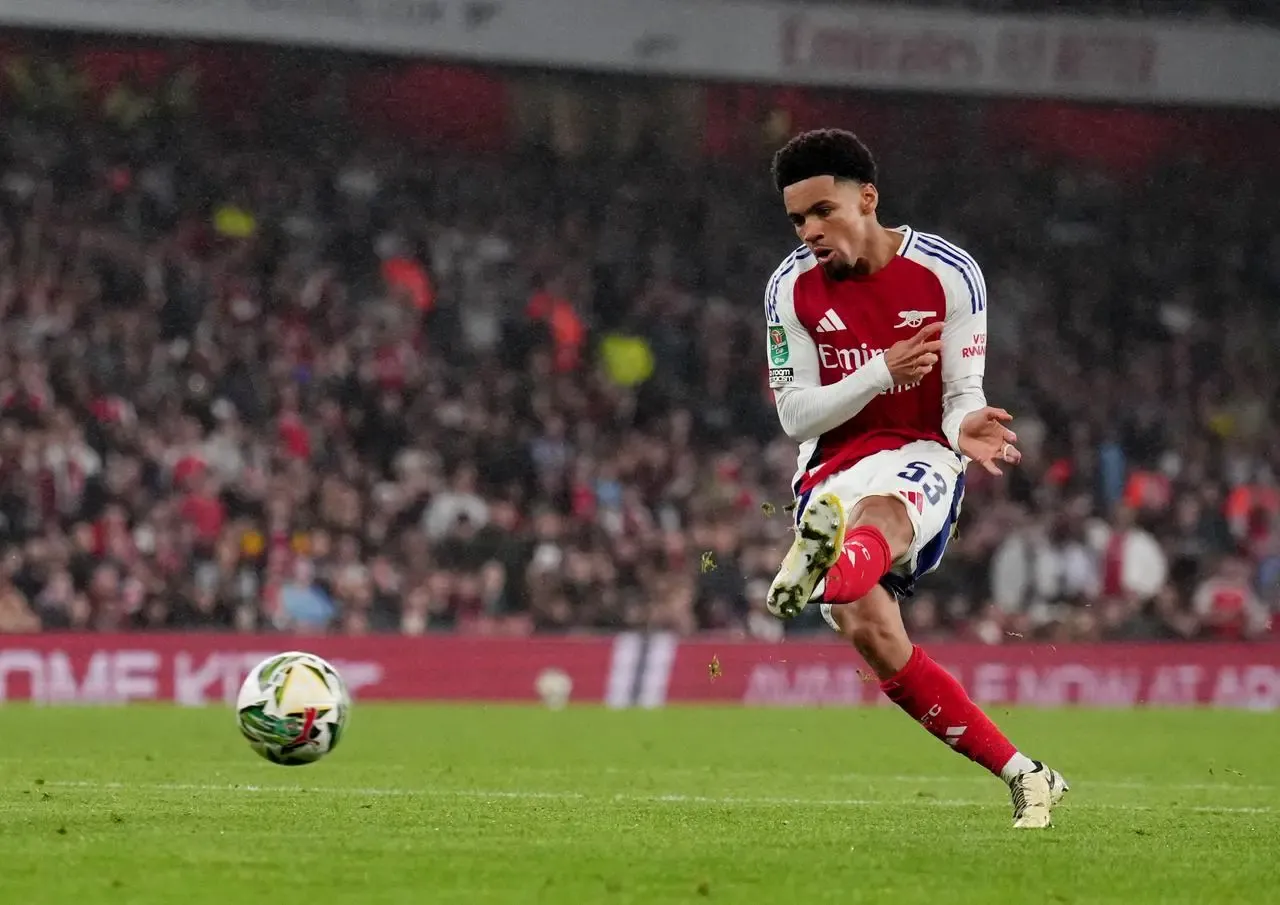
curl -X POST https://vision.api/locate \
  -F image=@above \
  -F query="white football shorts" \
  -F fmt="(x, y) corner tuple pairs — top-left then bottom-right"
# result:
(793, 439), (965, 610)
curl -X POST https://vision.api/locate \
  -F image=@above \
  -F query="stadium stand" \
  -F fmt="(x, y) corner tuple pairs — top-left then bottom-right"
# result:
(0, 33), (1276, 643)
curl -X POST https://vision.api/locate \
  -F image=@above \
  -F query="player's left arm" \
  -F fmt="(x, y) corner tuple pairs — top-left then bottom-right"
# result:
(938, 255), (1020, 476)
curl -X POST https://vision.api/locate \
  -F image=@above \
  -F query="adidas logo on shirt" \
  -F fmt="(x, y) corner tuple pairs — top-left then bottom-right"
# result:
(815, 309), (847, 333)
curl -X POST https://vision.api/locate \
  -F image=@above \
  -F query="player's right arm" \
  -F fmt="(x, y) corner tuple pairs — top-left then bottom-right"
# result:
(766, 254), (895, 443)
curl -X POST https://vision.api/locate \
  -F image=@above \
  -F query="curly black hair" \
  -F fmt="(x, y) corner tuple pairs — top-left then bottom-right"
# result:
(771, 129), (878, 193)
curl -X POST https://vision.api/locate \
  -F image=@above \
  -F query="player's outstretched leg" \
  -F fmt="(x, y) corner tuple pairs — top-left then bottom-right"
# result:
(777, 492), (1068, 828)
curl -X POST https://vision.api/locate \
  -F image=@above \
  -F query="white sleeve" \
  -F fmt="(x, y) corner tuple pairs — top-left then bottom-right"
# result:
(938, 255), (989, 451)
(774, 365), (893, 443)
(766, 263), (892, 444)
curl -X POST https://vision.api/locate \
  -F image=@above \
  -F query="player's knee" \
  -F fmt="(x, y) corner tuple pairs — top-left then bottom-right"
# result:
(850, 620), (904, 665)
(829, 601), (906, 658)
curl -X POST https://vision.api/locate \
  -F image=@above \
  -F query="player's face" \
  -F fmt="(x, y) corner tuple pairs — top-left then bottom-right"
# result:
(783, 176), (878, 279)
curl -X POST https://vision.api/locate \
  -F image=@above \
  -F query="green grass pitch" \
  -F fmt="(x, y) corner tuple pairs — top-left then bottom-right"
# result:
(0, 704), (1274, 904)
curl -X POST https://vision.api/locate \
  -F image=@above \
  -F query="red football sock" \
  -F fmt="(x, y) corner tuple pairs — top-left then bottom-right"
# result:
(880, 645), (1020, 778)
(821, 526), (891, 604)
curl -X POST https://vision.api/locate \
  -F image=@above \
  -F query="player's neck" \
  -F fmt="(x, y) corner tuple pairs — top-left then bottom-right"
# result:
(854, 226), (904, 276)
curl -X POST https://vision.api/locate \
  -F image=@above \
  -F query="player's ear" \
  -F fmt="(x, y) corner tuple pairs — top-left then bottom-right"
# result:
(860, 183), (878, 216)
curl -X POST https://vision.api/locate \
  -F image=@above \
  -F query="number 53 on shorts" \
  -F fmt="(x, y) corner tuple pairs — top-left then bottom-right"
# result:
(895, 460), (949, 508)
(884, 443), (965, 587)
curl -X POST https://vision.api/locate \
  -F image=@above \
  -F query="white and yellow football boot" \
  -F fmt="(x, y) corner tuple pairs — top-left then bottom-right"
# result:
(1009, 762), (1070, 828)
(766, 492), (847, 620)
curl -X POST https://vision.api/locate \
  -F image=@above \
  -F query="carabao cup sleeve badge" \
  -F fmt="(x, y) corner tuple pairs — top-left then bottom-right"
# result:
(768, 326), (790, 365)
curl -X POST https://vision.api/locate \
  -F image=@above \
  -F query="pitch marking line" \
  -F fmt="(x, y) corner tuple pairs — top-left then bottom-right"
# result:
(598, 768), (1274, 793)
(5, 759), (1265, 792)
(38, 781), (1272, 815)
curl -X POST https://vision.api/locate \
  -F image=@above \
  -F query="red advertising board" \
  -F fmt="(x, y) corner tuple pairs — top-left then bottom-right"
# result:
(0, 634), (1278, 709)
(665, 640), (1280, 710)
(0, 634), (624, 706)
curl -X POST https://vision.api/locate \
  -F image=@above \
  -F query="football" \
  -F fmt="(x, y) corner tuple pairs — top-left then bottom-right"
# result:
(235, 651), (351, 766)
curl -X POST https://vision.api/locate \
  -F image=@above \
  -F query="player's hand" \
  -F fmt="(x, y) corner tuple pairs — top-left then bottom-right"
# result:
(883, 322), (943, 386)
(958, 407), (1021, 476)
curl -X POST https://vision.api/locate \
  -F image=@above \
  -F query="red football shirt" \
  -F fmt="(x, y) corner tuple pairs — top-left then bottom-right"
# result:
(765, 226), (988, 494)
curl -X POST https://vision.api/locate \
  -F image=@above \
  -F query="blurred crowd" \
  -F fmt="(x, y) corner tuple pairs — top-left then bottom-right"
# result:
(0, 48), (1278, 644)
